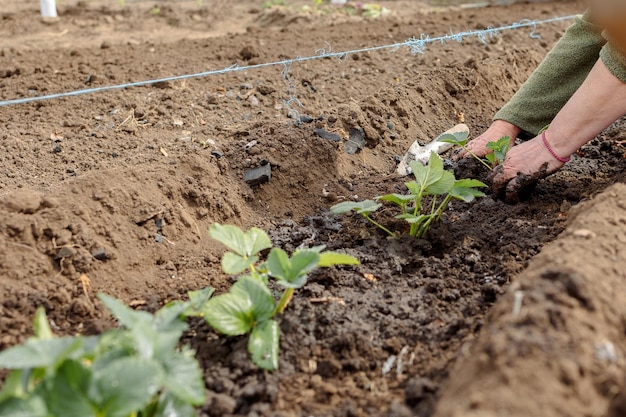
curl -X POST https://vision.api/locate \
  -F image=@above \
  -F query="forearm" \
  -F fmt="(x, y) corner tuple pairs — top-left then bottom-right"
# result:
(547, 59), (626, 157)
(494, 12), (606, 136)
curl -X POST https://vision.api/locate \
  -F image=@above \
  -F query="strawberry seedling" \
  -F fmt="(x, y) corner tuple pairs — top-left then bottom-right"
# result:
(484, 135), (511, 167)
(332, 152), (486, 239)
(205, 224), (358, 370)
(0, 288), (213, 417)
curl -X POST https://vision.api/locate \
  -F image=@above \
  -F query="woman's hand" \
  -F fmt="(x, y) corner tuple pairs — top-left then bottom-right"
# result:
(491, 135), (566, 203)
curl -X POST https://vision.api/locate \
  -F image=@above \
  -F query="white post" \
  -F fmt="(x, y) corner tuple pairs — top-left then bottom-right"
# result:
(40, 0), (57, 18)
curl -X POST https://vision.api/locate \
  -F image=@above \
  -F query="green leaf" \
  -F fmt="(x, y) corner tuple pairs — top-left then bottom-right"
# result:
(396, 213), (430, 225)
(204, 275), (275, 336)
(411, 152), (445, 193)
(424, 170), (455, 196)
(318, 252), (359, 267)
(183, 287), (214, 316)
(330, 200), (381, 215)
(248, 320), (279, 371)
(454, 179), (487, 188)
(450, 179), (487, 202)
(0, 371), (25, 404)
(161, 351), (205, 405)
(0, 396), (48, 417)
(154, 303), (189, 334)
(485, 153), (496, 165)
(230, 275), (275, 323)
(404, 181), (420, 196)
(154, 391), (196, 417)
(98, 293), (153, 331)
(208, 223), (247, 257)
(486, 136), (511, 163)
(203, 293), (253, 336)
(98, 294), (181, 359)
(243, 227), (272, 258)
(450, 187), (486, 203)
(93, 357), (162, 417)
(209, 224), (271, 258)
(0, 337), (83, 370)
(437, 131), (469, 146)
(41, 360), (96, 417)
(376, 193), (414, 206)
(33, 307), (53, 340)
(267, 248), (319, 289)
(221, 252), (258, 275)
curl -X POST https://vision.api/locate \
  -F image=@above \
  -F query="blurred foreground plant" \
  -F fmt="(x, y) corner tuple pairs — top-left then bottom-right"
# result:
(0, 289), (212, 417)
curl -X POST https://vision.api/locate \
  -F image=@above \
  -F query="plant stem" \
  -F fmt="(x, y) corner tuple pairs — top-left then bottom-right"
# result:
(463, 146), (493, 171)
(364, 215), (397, 238)
(275, 288), (294, 314)
(410, 195), (423, 236)
(435, 195), (452, 222)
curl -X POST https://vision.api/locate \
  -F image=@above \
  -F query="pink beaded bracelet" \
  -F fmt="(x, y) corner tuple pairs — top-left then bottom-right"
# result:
(541, 131), (571, 163)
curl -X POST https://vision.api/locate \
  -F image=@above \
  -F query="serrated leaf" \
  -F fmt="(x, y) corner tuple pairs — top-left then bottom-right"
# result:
(93, 357), (162, 417)
(486, 136), (511, 162)
(318, 252), (359, 267)
(0, 337), (83, 370)
(183, 287), (214, 317)
(208, 223), (247, 257)
(243, 228), (272, 258)
(221, 252), (258, 275)
(33, 307), (53, 340)
(98, 294), (153, 331)
(455, 179), (487, 188)
(450, 178), (487, 202)
(267, 248), (319, 289)
(203, 293), (253, 336)
(203, 276), (274, 336)
(411, 152), (445, 193)
(0, 396), (48, 417)
(154, 391), (196, 417)
(404, 181), (420, 196)
(209, 224), (271, 258)
(41, 360), (96, 417)
(161, 351), (205, 405)
(395, 213), (430, 225)
(376, 193), (414, 206)
(330, 200), (381, 215)
(450, 187), (486, 203)
(424, 170), (455, 196)
(0, 371), (25, 404)
(437, 131), (469, 146)
(248, 320), (279, 371)
(230, 276), (275, 324)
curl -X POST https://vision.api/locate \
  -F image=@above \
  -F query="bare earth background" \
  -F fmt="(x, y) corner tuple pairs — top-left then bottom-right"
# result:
(2, 0), (626, 416)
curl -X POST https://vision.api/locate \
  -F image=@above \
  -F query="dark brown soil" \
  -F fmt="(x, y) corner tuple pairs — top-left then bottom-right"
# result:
(2, 0), (626, 416)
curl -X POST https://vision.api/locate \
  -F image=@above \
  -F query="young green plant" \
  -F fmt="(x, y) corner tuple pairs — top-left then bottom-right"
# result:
(484, 135), (511, 167)
(332, 152), (487, 238)
(205, 224), (358, 371)
(0, 288), (213, 417)
(389, 152), (486, 238)
(439, 131), (511, 170)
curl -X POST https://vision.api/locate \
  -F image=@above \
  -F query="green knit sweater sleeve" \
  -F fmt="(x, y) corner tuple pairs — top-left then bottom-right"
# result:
(494, 13), (606, 136)
(601, 42), (626, 83)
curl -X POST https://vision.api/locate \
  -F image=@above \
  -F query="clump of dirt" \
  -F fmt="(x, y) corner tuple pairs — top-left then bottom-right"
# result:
(434, 183), (626, 417)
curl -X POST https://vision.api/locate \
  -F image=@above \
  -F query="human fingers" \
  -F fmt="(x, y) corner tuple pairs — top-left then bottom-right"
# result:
(503, 163), (549, 203)
(490, 163), (516, 199)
